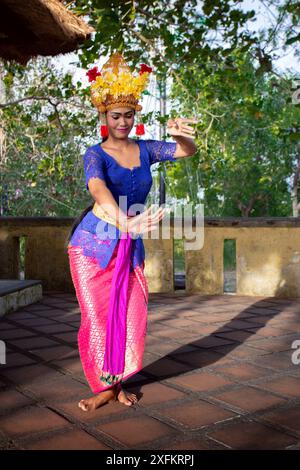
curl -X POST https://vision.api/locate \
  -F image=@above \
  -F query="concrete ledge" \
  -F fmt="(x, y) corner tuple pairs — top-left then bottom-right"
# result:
(1, 215), (300, 227)
(0, 280), (43, 317)
(1, 217), (300, 295)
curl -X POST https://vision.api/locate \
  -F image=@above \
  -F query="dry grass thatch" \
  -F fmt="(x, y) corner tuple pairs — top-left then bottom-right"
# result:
(0, 0), (95, 64)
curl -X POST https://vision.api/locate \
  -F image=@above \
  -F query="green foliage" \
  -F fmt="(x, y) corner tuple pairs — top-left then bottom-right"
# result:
(72, 0), (257, 75)
(1, 1), (299, 218)
(168, 50), (300, 216)
(0, 57), (96, 216)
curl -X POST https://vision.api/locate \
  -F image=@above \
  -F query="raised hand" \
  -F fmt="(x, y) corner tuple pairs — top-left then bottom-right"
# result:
(166, 117), (198, 138)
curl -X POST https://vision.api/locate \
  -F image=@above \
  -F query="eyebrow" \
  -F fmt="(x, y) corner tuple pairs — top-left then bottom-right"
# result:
(110, 111), (134, 115)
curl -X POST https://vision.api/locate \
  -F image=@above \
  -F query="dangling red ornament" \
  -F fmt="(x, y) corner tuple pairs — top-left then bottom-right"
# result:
(100, 125), (109, 137)
(135, 123), (145, 135)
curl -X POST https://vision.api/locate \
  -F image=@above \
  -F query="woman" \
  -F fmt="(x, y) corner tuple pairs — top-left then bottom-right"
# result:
(66, 53), (197, 412)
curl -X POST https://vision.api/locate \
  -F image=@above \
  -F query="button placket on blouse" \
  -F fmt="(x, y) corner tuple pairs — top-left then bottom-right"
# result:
(130, 169), (136, 211)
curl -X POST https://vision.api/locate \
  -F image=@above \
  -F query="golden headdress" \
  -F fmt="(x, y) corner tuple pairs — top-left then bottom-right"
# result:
(86, 52), (152, 113)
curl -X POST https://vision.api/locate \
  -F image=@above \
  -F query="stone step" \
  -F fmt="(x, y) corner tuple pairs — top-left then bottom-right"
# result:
(0, 280), (43, 317)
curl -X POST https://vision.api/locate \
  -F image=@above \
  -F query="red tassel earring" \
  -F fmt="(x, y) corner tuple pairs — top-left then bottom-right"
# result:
(100, 124), (109, 137)
(135, 123), (145, 135)
(135, 111), (145, 136)
(100, 112), (109, 138)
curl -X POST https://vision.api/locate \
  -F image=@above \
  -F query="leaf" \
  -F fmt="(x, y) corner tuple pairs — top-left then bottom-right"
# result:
(259, 176), (272, 184)
(285, 33), (300, 45)
(288, 132), (300, 141)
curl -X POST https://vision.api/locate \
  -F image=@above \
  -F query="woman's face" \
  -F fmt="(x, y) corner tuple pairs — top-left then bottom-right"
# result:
(105, 107), (135, 139)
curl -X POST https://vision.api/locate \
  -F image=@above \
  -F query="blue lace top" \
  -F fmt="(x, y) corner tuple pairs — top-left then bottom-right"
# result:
(69, 139), (177, 272)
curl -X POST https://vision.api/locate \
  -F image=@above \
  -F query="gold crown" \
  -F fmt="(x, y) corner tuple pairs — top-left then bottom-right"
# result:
(86, 52), (152, 113)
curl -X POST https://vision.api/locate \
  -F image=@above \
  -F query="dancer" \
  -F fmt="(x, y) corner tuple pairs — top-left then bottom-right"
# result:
(66, 52), (197, 411)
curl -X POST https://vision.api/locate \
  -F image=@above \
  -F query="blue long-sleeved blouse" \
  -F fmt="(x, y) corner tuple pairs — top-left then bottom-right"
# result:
(69, 139), (177, 272)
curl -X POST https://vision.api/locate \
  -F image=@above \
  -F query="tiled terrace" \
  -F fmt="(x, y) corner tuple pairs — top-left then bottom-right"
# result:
(0, 292), (300, 450)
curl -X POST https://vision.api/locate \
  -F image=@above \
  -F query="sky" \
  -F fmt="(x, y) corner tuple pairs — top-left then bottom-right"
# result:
(54, 0), (299, 83)
(51, 0), (299, 139)
(241, 0), (300, 73)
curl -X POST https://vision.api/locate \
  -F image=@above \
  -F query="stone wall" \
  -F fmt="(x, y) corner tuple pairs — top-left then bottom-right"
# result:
(1, 216), (300, 297)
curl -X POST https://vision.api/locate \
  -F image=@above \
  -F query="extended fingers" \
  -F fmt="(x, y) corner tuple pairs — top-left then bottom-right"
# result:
(143, 205), (167, 216)
(148, 211), (166, 224)
(139, 208), (169, 234)
(173, 118), (198, 133)
(176, 118), (198, 124)
(146, 208), (166, 224)
(141, 207), (166, 225)
(180, 125), (196, 133)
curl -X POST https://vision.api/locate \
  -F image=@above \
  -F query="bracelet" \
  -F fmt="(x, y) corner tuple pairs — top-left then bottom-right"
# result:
(110, 215), (129, 232)
(96, 207), (132, 233)
(116, 220), (128, 232)
(96, 210), (127, 232)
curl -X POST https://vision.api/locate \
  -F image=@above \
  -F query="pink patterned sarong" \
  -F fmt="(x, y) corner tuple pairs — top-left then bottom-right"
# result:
(67, 234), (148, 394)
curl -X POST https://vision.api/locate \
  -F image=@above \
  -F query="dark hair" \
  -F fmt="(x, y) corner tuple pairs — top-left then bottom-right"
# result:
(65, 135), (109, 249)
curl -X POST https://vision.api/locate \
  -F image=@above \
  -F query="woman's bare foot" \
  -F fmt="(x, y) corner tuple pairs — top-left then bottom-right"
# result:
(116, 383), (138, 406)
(78, 386), (116, 412)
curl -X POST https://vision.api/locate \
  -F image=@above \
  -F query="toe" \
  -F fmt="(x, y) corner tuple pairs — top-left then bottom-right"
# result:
(116, 388), (138, 406)
(128, 393), (138, 403)
(78, 400), (88, 411)
(127, 395), (138, 405)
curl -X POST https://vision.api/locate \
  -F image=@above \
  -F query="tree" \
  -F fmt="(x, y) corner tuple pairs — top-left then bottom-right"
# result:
(0, 57), (96, 216)
(1, 1), (299, 218)
(168, 50), (300, 216)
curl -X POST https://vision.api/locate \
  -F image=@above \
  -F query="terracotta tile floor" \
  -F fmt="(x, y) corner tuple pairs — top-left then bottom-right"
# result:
(0, 291), (299, 450)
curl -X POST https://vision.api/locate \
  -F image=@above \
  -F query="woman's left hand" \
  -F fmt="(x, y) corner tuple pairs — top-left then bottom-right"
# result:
(166, 117), (198, 138)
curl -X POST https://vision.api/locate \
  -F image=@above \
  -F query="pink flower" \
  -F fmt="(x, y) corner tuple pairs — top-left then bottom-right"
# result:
(86, 66), (101, 82)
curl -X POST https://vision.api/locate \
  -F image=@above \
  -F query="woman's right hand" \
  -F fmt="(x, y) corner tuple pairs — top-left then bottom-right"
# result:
(126, 205), (168, 236)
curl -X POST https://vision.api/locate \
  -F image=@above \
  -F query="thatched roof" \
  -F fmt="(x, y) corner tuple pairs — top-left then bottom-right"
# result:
(0, 0), (95, 65)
